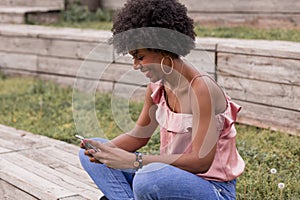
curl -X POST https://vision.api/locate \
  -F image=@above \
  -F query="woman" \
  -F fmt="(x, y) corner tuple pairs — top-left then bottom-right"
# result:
(79, 0), (245, 199)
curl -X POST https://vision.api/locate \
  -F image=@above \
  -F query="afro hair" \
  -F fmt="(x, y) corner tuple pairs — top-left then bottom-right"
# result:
(111, 0), (196, 57)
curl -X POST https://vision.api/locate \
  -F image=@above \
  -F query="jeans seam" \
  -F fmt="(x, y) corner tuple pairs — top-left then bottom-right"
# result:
(107, 167), (134, 199)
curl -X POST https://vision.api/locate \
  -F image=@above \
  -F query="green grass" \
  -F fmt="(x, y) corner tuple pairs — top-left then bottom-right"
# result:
(46, 21), (113, 30)
(0, 75), (299, 199)
(28, 3), (300, 43)
(39, 20), (300, 42)
(194, 26), (300, 42)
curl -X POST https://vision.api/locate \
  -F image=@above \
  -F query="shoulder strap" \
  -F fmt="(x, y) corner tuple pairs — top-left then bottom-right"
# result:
(188, 74), (209, 97)
(188, 74), (228, 112)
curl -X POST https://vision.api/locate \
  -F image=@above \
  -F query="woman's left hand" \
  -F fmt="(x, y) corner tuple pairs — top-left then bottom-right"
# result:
(83, 139), (135, 169)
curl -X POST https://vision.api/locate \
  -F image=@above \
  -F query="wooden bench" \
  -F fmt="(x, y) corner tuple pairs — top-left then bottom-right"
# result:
(0, 124), (103, 199)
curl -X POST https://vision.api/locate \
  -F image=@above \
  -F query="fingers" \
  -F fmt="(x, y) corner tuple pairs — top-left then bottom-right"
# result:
(84, 149), (92, 156)
(80, 141), (85, 149)
(89, 156), (101, 163)
(84, 139), (110, 152)
(84, 149), (103, 164)
(79, 139), (109, 165)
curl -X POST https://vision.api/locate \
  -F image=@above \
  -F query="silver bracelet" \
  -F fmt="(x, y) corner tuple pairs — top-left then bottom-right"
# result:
(133, 152), (143, 171)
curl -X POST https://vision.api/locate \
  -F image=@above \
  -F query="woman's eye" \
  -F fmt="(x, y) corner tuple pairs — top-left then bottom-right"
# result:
(131, 55), (144, 61)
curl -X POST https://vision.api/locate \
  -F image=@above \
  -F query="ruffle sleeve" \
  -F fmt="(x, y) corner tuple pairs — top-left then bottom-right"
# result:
(218, 97), (242, 139)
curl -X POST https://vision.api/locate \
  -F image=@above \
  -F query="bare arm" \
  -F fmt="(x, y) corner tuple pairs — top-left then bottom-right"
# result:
(140, 77), (221, 173)
(108, 85), (159, 152)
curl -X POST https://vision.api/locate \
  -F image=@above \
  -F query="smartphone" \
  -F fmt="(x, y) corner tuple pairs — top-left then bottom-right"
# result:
(75, 134), (99, 152)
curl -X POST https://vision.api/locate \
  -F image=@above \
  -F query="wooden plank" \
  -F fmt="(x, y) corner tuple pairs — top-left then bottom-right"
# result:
(59, 195), (89, 200)
(0, 0), (64, 8)
(105, 63), (148, 85)
(217, 53), (300, 86)
(0, 125), (102, 199)
(101, 0), (126, 9)
(37, 56), (148, 85)
(37, 28), (111, 43)
(0, 125), (102, 198)
(0, 24), (111, 43)
(0, 131), (49, 151)
(0, 68), (37, 78)
(1, 152), (102, 199)
(39, 74), (114, 93)
(38, 146), (83, 168)
(18, 148), (103, 195)
(37, 56), (81, 77)
(0, 38), (113, 62)
(235, 100), (300, 136)
(189, 13), (300, 29)
(0, 12), (24, 24)
(179, 0), (300, 13)
(44, 39), (81, 59)
(19, 148), (98, 189)
(0, 158), (76, 199)
(37, 73), (76, 87)
(102, 0), (300, 13)
(0, 146), (11, 154)
(0, 52), (37, 72)
(0, 124), (60, 150)
(38, 56), (114, 80)
(217, 39), (300, 59)
(195, 38), (217, 51)
(0, 36), (48, 55)
(38, 73), (131, 95)
(185, 50), (215, 74)
(77, 41), (113, 62)
(218, 75), (300, 111)
(0, 124), (85, 156)
(0, 179), (38, 200)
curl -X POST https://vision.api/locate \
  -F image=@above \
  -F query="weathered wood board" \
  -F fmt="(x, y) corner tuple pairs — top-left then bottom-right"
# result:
(0, 124), (103, 199)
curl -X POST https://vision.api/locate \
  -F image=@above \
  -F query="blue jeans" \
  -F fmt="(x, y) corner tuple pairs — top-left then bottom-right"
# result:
(79, 138), (236, 200)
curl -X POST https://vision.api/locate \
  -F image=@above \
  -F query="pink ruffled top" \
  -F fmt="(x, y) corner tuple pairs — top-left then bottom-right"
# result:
(150, 79), (245, 182)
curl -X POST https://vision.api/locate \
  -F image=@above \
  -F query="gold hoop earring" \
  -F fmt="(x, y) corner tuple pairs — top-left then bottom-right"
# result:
(160, 56), (174, 75)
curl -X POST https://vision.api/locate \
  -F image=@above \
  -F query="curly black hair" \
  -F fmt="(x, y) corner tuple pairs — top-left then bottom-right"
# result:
(111, 0), (196, 57)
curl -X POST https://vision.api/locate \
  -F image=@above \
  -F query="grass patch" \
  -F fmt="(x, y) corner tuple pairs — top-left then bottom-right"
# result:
(235, 125), (300, 199)
(0, 75), (299, 199)
(195, 26), (300, 42)
(28, 2), (113, 30)
(38, 20), (300, 42)
(28, 2), (300, 42)
(46, 21), (113, 30)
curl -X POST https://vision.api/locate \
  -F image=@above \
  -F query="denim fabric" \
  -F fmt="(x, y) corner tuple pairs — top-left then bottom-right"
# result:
(79, 138), (135, 200)
(79, 139), (236, 200)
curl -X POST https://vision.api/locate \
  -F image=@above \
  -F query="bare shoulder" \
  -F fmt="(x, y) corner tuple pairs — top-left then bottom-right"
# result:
(189, 75), (227, 114)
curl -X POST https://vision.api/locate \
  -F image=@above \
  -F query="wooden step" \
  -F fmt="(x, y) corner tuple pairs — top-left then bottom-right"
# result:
(0, 0), (64, 9)
(0, 124), (103, 199)
(0, 6), (61, 24)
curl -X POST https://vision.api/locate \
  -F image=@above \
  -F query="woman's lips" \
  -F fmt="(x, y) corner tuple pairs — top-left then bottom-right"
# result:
(141, 70), (151, 78)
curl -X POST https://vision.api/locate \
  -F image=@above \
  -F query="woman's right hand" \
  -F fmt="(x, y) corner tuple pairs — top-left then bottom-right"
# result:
(80, 140), (102, 163)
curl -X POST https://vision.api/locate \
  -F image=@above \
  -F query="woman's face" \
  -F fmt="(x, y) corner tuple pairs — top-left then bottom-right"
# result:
(130, 49), (165, 83)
